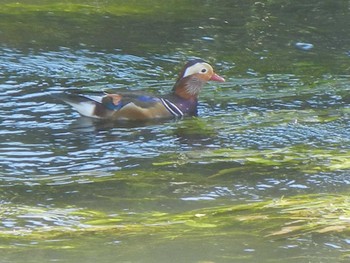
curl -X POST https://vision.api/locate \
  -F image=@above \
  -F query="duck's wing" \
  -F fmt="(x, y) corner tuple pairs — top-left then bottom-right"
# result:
(55, 91), (175, 120)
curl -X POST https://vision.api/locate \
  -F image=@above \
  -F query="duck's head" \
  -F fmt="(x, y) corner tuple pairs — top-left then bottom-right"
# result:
(173, 59), (225, 100)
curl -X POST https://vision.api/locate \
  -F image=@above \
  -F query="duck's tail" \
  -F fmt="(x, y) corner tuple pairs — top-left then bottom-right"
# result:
(54, 91), (106, 118)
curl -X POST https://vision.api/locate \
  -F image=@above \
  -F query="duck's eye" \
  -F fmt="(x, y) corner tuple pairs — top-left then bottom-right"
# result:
(201, 68), (207, 73)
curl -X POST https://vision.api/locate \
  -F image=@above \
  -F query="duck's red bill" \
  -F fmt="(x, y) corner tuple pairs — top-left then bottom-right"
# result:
(210, 73), (225, 82)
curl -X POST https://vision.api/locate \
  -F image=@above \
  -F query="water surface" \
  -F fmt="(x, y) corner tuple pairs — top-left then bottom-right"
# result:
(1, 1), (350, 262)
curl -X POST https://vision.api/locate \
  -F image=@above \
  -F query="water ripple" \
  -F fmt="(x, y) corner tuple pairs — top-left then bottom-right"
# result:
(1, 47), (350, 190)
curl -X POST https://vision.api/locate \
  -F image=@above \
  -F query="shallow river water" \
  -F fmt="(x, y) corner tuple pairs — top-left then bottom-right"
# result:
(1, 1), (350, 262)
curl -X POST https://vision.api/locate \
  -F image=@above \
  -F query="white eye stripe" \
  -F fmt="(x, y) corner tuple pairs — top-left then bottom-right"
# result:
(183, 66), (198, 78)
(182, 63), (211, 78)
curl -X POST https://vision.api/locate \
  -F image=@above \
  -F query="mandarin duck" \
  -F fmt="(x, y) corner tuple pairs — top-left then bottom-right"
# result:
(57, 59), (225, 121)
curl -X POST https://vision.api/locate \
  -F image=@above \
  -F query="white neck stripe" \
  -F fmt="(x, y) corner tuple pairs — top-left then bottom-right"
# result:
(161, 98), (184, 117)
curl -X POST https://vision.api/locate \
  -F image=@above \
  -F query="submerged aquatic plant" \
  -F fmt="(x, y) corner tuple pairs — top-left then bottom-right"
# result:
(1, 193), (349, 247)
(153, 146), (350, 174)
